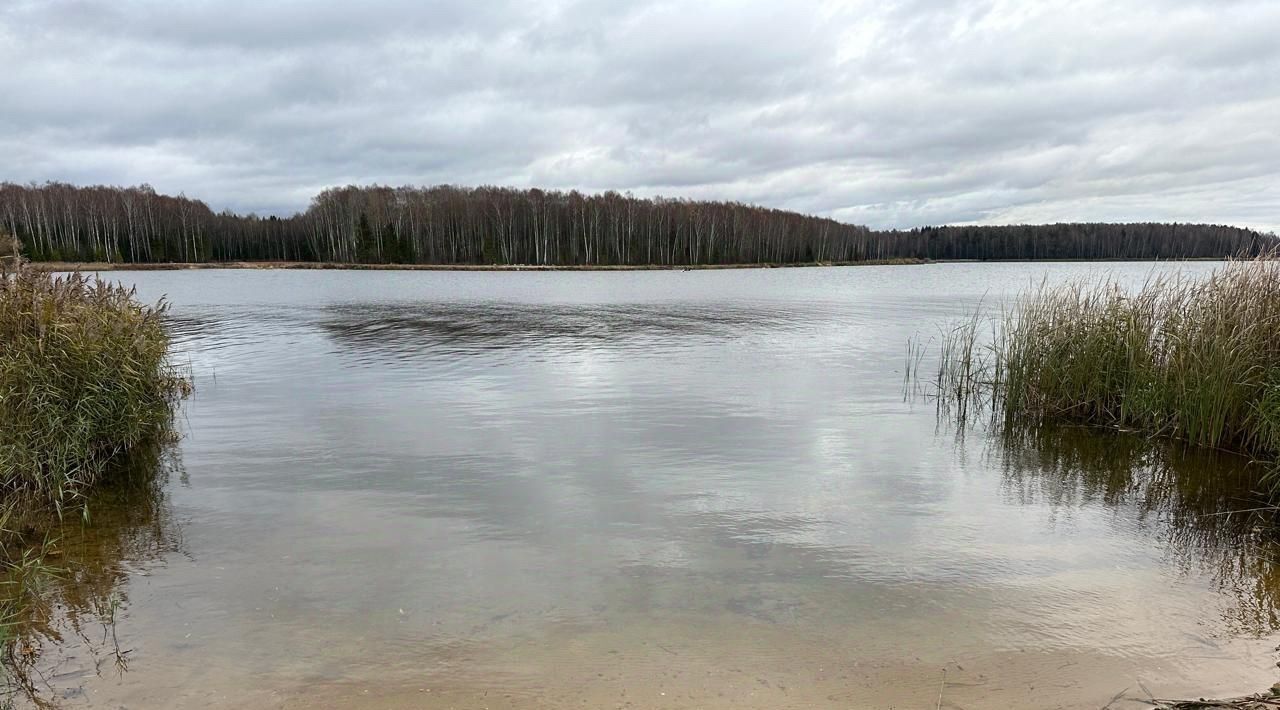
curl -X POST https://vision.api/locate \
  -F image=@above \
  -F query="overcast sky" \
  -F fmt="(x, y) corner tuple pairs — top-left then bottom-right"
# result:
(2, 0), (1277, 231)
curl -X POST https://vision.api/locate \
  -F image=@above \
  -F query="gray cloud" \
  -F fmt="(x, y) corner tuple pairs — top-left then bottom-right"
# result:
(1, 0), (1276, 231)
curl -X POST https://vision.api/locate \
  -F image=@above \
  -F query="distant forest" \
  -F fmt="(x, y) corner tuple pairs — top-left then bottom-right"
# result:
(0, 182), (1273, 266)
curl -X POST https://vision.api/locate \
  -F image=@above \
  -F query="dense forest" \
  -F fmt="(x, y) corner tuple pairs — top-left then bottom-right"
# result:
(0, 182), (1273, 265)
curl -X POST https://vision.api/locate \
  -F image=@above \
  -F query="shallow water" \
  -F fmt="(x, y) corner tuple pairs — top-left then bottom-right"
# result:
(31, 263), (1280, 708)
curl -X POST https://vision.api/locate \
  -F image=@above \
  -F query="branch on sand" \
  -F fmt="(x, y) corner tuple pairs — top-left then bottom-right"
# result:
(1150, 688), (1280, 709)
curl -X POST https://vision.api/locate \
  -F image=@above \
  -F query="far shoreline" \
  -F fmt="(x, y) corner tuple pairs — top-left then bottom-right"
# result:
(29, 256), (1234, 273)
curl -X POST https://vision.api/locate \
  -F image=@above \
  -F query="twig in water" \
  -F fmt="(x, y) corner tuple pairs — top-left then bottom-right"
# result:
(936, 667), (947, 710)
(1102, 686), (1130, 709)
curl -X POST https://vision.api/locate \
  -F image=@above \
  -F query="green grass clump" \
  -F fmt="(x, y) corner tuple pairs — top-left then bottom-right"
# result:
(0, 253), (187, 701)
(933, 257), (1280, 469)
(1, 259), (188, 529)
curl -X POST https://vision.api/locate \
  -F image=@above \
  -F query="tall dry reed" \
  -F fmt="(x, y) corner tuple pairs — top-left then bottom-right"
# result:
(1, 259), (188, 530)
(932, 257), (1280, 469)
(1, 255), (188, 694)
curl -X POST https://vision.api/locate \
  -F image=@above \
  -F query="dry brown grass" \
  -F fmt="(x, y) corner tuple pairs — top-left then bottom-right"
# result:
(932, 257), (1280, 471)
(1, 255), (188, 699)
(1, 259), (188, 536)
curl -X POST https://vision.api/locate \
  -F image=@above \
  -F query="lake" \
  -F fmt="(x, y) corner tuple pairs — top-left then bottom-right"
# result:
(35, 263), (1280, 709)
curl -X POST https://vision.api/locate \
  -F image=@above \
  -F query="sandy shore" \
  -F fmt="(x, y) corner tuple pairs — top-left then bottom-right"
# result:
(72, 612), (1279, 710)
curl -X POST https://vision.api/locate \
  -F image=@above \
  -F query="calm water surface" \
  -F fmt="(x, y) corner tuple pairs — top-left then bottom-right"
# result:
(37, 263), (1280, 708)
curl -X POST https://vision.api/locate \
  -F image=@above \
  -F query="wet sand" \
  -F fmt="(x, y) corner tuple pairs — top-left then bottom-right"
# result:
(66, 611), (1278, 709)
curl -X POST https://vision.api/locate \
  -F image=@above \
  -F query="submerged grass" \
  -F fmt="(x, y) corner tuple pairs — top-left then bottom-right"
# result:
(927, 257), (1280, 473)
(0, 251), (188, 703)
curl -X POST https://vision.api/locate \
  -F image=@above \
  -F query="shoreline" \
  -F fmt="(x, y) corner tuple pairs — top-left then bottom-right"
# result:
(30, 258), (927, 272)
(28, 256), (1232, 272)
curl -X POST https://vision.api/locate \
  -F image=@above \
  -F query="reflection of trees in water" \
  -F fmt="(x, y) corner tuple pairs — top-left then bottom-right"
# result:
(995, 423), (1280, 635)
(318, 302), (803, 361)
(4, 442), (183, 704)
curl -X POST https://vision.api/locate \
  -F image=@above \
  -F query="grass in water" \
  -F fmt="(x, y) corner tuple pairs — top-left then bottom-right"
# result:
(0, 247), (188, 704)
(917, 258), (1280, 708)
(923, 257), (1280, 472)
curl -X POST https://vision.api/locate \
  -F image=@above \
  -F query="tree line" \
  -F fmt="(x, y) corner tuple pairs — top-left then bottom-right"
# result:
(1, 182), (1273, 265)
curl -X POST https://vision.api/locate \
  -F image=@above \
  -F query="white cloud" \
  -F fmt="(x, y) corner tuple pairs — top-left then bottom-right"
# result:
(0, 0), (1276, 231)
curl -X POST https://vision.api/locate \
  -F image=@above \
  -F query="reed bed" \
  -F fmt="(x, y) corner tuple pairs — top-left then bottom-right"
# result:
(930, 257), (1280, 471)
(921, 258), (1280, 709)
(0, 254), (187, 701)
(0, 259), (188, 528)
